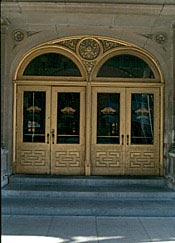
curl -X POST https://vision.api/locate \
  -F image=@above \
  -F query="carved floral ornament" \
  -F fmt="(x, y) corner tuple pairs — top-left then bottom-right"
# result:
(57, 37), (126, 73)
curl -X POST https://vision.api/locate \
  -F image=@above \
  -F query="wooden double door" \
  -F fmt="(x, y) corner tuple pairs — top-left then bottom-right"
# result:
(16, 85), (160, 175)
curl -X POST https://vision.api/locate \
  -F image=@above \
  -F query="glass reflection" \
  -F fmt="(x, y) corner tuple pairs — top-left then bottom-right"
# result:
(97, 93), (120, 144)
(23, 91), (46, 143)
(97, 54), (155, 78)
(57, 92), (80, 144)
(131, 93), (154, 144)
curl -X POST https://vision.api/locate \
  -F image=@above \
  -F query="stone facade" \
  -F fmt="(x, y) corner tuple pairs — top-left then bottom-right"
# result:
(1, 1), (175, 185)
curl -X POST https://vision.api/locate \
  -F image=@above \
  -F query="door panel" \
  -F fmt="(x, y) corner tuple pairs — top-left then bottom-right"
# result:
(16, 86), (51, 174)
(125, 88), (160, 175)
(91, 87), (160, 175)
(16, 86), (85, 175)
(16, 85), (160, 176)
(51, 87), (85, 175)
(91, 87), (126, 175)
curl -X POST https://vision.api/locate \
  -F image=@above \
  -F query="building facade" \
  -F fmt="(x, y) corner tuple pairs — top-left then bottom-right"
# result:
(1, 0), (175, 185)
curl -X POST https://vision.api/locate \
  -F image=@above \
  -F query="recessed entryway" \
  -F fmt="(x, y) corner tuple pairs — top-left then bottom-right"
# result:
(14, 35), (163, 176)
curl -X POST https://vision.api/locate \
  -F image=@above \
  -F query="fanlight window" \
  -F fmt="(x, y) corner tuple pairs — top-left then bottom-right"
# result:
(23, 53), (81, 76)
(97, 54), (155, 78)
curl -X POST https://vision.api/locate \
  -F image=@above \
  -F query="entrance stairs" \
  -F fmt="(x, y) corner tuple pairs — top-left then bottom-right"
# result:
(2, 175), (175, 217)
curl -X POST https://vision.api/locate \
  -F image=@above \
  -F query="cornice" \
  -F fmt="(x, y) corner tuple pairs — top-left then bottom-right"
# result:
(1, 2), (175, 16)
(1, 0), (175, 4)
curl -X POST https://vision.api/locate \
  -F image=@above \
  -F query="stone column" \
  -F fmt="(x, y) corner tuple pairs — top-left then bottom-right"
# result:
(1, 24), (9, 186)
(166, 22), (175, 190)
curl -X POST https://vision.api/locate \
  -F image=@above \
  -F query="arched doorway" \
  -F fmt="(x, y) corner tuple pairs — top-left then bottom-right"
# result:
(13, 36), (163, 176)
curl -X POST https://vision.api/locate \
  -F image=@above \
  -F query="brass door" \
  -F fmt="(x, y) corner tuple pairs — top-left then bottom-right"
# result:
(16, 86), (51, 174)
(91, 87), (160, 175)
(16, 86), (85, 175)
(50, 87), (85, 175)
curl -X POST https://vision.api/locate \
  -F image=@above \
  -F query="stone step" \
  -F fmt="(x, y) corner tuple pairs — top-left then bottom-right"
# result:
(8, 174), (166, 186)
(2, 197), (175, 217)
(2, 183), (175, 200)
(2, 175), (175, 200)
(2, 175), (175, 216)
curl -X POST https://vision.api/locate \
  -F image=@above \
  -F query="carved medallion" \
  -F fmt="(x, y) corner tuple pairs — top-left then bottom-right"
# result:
(12, 30), (25, 42)
(78, 38), (101, 60)
(155, 32), (168, 44)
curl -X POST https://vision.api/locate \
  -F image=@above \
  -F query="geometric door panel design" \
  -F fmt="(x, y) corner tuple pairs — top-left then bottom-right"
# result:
(91, 145), (124, 175)
(125, 150), (159, 175)
(51, 147), (84, 175)
(20, 149), (47, 166)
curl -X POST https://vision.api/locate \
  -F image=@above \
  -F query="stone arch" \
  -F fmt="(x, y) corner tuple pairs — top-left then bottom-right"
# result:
(14, 35), (162, 83)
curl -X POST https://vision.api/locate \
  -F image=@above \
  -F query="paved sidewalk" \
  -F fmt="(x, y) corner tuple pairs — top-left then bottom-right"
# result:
(2, 215), (175, 243)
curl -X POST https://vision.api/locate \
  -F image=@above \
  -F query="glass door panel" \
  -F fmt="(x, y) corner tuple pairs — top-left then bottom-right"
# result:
(91, 87), (125, 175)
(16, 86), (51, 174)
(51, 87), (85, 175)
(57, 92), (80, 144)
(23, 91), (46, 143)
(131, 93), (154, 145)
(126, 88), (160, 175)
(97, 93), (120, 144)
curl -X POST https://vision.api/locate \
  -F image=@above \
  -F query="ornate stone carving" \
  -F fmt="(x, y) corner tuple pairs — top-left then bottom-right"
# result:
(83, 60), (96, 73)
(155, 32), (168, 44)
(100, 39), (124, 52)
(78, 38), (101, 60)
(39, 36), (139, 77)
(12, 30), (25, 42)
(59, 39), (79, 52)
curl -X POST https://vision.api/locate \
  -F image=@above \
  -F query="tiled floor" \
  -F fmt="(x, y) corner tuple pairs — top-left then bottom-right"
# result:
(2, 215), (175, 243)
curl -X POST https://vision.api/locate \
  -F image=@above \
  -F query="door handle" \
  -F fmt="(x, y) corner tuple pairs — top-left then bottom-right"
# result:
(51, 129), (55, 144)
(127, 135), (129, 145)
(47, 133), (50, 144)
(121, 134), (124, 145)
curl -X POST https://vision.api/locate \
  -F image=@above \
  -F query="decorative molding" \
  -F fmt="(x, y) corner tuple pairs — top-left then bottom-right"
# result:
(51, 36), (127, 76)
(15, 35), (162, 81)
(100, 39), (125, 52)
(59, 39), (80, 52)
(83, 60), (97, 74)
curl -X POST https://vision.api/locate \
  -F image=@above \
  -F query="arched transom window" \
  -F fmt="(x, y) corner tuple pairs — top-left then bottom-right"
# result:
(15, 36), (161, 82)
